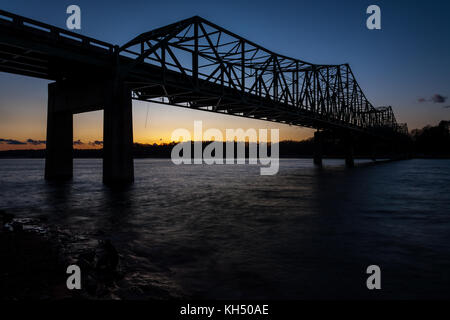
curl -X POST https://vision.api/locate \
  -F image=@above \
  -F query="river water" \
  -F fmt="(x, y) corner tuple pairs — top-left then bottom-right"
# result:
(0, 158), (449, 299)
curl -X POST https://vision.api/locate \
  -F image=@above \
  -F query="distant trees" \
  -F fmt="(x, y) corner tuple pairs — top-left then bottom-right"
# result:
(411, 121), (450, 157)
(1, 121), (449, 159)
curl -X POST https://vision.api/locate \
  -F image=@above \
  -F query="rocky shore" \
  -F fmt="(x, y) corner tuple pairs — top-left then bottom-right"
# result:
(0, 210), (179, 300)
(1, 210), (73, 299)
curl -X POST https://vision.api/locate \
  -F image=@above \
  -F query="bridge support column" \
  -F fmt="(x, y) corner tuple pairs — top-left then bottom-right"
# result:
(344, 134), (355, 168)
(370, 139), (377, 162)
(103, 80), (134, 185)
(313, 130), (323, 166)
(45, 82), (73, 181)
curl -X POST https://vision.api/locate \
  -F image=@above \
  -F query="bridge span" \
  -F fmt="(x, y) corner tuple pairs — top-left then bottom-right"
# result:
(0, 10), (408, 183)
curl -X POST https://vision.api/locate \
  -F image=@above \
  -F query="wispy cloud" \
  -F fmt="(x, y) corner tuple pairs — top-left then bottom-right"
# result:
(0, 138), (26, 145)
(73, 139), (83, 145)
(431, 94), (447, 103)
(443, 105), (450, 109)
(418, 94), (448, 103)
(26, 139), (46, 145)
(0, 138), (104, 147)
(89, 140), (103, 146)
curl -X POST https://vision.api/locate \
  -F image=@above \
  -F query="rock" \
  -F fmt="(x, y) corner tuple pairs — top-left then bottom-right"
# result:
(73, 239), (122, 298)
(1, 211), (18, 232)
(12, 221), (23, 233)
(85, 274), (98, 296)
(76, 250), (95, 276)
(94, 239), (119, 273)
(3, 221), (23, 233)
(0, 210), (14, 225)
(3, 223), (13, 232)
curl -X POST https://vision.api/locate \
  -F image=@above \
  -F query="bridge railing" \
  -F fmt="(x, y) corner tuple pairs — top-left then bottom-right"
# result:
(0, 10), (114, 53)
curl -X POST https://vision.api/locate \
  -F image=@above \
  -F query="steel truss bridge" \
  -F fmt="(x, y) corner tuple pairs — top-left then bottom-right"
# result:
(120, 16), (407, 135)
(0, 10), (408, 183)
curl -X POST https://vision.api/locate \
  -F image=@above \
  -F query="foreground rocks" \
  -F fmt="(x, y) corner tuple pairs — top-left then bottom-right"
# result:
(0, 210), (123, 299)
(0, 210), (183, 300)
(0, 210), (70, 300)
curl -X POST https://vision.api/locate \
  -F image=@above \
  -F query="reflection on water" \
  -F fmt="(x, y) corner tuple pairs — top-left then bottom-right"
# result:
(1, 158), (450, 299)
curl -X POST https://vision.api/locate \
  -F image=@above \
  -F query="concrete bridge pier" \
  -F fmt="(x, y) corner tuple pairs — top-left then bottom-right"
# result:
(370, 139), (377, 162)
(102, 80), (134, 185)
(344, 134), (355, 168)
(44, 78), (134, 184)
(313, 130), (323, 166)
(45, 82), (73, 181)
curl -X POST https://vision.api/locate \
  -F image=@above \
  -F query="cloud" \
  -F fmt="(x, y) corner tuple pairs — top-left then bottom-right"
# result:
(73, 139), (83, 145)
(0, 138), (46, 145)
(431, 94), (447, 103)
(444, 105), (450, 109)
(89, 140), (103, 146)
(26, 139), (46, 145)
(0, 138), (26, 145)
(418, 94), (448, 103)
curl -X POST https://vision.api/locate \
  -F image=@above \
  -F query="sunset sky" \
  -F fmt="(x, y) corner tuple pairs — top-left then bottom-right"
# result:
(0, 0), (449, 150)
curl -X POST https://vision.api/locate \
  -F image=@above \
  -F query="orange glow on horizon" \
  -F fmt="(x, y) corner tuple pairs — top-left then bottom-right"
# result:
(0, 85), (314, 151)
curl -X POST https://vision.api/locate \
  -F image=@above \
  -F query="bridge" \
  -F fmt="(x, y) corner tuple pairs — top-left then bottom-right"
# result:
(0, 10), (408, 184)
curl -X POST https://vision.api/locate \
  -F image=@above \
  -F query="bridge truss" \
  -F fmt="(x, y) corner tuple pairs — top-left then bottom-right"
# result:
(119, 16), (408, 136)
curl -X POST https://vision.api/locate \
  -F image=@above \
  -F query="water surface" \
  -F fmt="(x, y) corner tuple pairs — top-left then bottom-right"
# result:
(1, 158), (449, 299)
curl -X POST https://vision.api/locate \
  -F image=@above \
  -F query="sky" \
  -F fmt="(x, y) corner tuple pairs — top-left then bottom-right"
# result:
(0, 0), (449, 150)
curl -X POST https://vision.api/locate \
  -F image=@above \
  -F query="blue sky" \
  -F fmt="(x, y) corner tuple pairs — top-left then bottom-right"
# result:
(0, 0), (449, 146)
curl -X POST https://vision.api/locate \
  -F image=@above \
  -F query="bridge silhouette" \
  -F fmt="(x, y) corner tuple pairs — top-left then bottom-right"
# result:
(0, 10), (408, 184)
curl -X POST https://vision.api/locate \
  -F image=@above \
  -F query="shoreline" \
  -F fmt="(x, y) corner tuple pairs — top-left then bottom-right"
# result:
(0, 212), (74, 300)
(0, 210), (185, 300)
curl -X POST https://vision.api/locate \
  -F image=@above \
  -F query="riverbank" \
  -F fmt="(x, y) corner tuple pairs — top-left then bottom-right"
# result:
(0, 211), (73, 299)
(0, 210), (181, 300)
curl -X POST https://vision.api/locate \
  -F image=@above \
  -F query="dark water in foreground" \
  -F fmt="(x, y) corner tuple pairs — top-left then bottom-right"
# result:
(1, 158), (450, 299)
